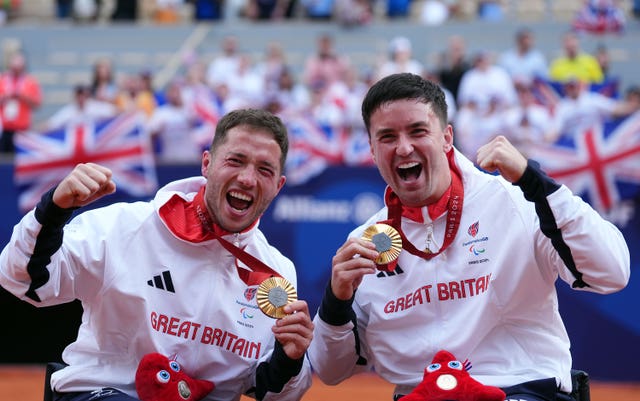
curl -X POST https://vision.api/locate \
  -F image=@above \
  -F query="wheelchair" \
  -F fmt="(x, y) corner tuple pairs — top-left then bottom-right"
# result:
(43, 362), (590, 401)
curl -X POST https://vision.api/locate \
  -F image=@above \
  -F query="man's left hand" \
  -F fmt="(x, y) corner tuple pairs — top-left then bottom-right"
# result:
(476, 135), (528, 183)
(272, 300), (314, 360)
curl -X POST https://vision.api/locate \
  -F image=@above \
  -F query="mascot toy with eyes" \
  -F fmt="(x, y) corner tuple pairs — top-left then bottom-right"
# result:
(400, 350), (506, 401)
(135, 353), (215, 401)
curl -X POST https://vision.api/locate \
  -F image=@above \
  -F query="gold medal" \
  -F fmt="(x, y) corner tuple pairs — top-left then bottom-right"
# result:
(256, 277), (297, 319)
(361, 223), (403, 265)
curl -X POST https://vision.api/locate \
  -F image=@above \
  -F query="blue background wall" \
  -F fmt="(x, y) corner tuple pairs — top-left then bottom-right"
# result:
(0, 163), (638, 382)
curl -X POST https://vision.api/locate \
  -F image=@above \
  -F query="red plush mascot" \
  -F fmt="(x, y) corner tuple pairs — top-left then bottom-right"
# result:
(135, 353), (215, 401)
(400, 350), (506, 401)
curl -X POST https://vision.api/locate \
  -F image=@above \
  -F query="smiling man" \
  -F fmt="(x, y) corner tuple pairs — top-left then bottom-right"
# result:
(0, 108), (314, 401)
(307, 73), (630, 401)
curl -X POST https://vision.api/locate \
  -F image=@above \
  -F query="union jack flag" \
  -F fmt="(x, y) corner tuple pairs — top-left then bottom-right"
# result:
(527, 112), (640, 218)
(14, 111), (158, 213)
(282, 110), (348, 185)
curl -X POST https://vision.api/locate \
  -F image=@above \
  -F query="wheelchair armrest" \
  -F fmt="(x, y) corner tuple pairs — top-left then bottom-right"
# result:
(43, 362), (68, 401)
(570, 369), (590, 401)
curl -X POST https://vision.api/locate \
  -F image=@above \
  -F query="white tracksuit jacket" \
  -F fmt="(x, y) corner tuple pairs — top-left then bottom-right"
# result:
(0, 177), (312, 401)
(308, 149), (630, 395)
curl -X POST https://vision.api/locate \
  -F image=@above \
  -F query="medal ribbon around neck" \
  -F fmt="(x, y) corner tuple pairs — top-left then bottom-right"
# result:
(194, 203), (280, 285)
(378, 160), (464, 267)
(194, 204), (297, 318)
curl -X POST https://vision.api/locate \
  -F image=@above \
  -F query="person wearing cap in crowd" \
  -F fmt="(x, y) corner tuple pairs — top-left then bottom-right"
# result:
(375, 36), (425, 82)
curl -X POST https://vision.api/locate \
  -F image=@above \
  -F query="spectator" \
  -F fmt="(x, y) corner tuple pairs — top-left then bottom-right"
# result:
(386, 0), (411, 18)
(336, 66), (370, 132)
(375, 36), (425, 81)
(152, 0), (185, 24)
(418, 0), (451, 25)
(453, 94), (504, 160)
(181, 60), (218, 118)
(303, 79), (345, 129)
(114, 73), (157, 118)
(245, 0), (291, 19)
(90, 57), (118, 104)
(206, 35), (242, 88)
(267, 67), (311, 114)
(300, 0), (334, 20)
(146, 80), (201, 163)
(549, 31), (604, 85)
(179, 60), (222, 149)
(302, 33), (351, 87)
(42, 84), (117, 132)
(72, 0), (99, 21)
(436, 35), (471, 105)
(477, 0), (504, 21)
(424, 69), (456, 123)
(457, 51), (517, 113)
(334, 0), (372, 27)
(55, 0), (73, 19)
(501, 79), (554, 156)
(110, 0), (138, 20)
(0, 51), (42, 154)
(548, 76), (640, 142)
(572, 0), (626, 35)
(254, 41), (289, 94)
(625, 84), (640, 104)
(190, 0), (223, 20)
(225, 55), (265, 109)
(139, 69), (165, 106)
(498, 27), (548, 83)
(594, 43), (612, 81)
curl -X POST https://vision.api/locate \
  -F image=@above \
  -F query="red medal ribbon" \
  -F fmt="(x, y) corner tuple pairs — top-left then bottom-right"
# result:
(160, 188), (282, 286)
(377, 151), (464, 271)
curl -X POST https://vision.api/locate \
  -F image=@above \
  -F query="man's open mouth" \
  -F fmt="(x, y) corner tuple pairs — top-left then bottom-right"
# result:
(227, 191), (253, 211)
(397, 162), (422, 181)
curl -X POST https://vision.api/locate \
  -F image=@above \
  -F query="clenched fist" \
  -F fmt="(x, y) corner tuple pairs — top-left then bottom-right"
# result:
(53, 163), (117, 209)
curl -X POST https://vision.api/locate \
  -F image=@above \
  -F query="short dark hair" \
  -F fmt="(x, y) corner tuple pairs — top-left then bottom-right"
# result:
(361, 73), (448, 136)
(210, 108), (289, 172)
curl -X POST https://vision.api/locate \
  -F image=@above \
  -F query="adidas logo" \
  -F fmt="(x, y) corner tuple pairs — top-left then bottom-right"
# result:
(376, 266), (404, 278)
(147, 270), (175, 293)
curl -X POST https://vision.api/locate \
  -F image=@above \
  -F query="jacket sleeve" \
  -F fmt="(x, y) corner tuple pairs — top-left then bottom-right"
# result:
(307, 281), (372, 385)
(516, 159), (630, 293)
(1, 188), (72, 305)
(0, 188), (106, 306)
(241, 341), (312, 401)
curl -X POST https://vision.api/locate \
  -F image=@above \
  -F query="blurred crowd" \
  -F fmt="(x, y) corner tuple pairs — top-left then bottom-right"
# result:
(0, 0), (635, 28)
(1, 6), (640, 173)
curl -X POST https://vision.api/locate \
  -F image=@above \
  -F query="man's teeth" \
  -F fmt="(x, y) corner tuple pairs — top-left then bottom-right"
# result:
(398, 162), (420, 169)
(229, 191), (252, 201)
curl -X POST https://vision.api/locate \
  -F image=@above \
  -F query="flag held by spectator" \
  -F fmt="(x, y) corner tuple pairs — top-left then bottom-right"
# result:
(527, 112), (640, 221)
(14, 111), (158, 213)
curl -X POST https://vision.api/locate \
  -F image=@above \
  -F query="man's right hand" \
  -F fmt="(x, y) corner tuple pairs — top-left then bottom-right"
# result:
(330, 238), (379, 301)
(53, 163), (116, 209)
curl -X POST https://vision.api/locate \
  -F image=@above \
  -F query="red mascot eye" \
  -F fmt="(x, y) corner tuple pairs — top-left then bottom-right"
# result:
(447, 361), (463, 370)
(426, 363), (441, 373)
(156, 370), (170, 383)
(169, 361), (181, 372)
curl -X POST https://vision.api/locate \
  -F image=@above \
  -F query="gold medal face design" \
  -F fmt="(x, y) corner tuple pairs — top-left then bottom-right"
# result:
(257, 277), (297, 319)
(361, 223), (402, 265)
